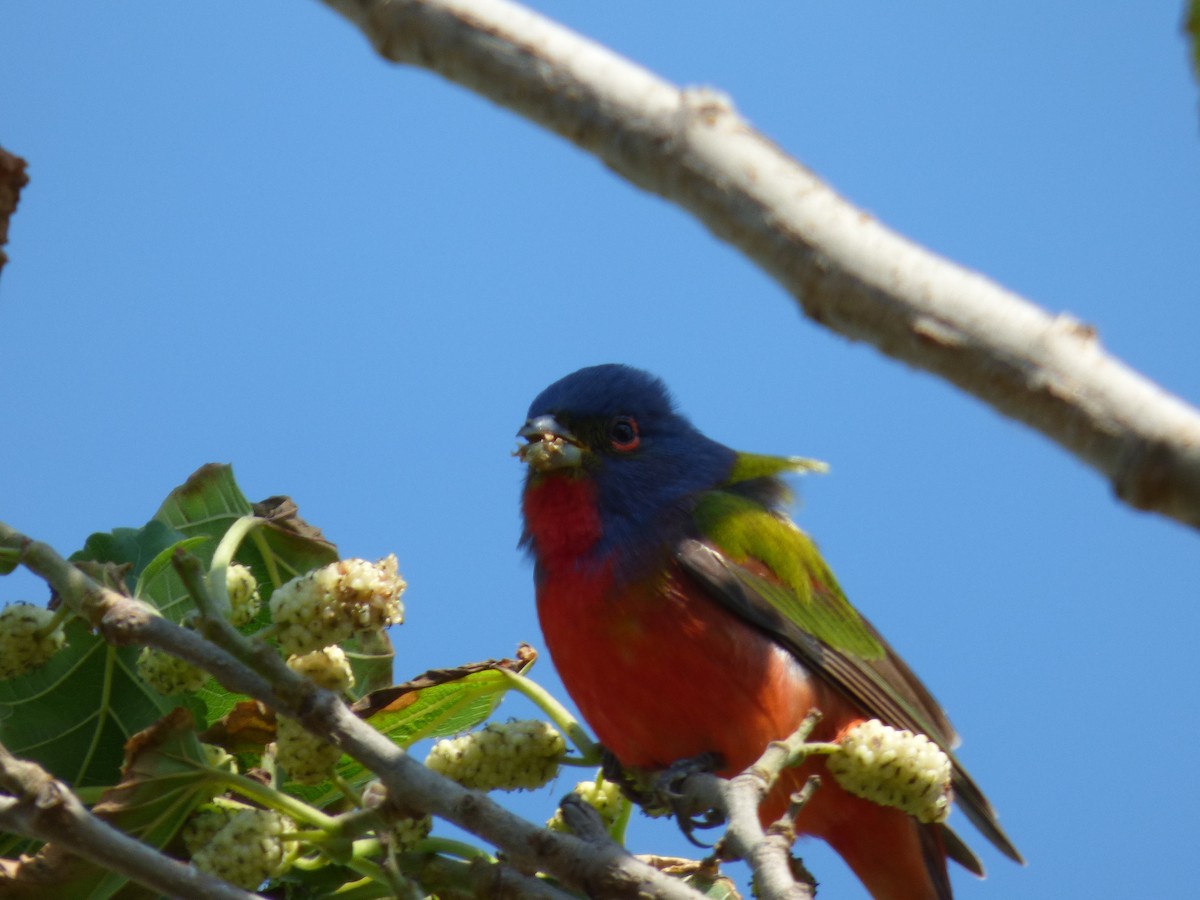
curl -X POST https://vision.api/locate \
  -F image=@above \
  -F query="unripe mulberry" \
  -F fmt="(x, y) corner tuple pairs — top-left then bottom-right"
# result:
(189, 808), (295, 889)
(181, 805), (234, 856)
(425, 719), (565, 791)
(137, 646), (208, 695)
(389, 813), (433, 851)
(275, 716), (342, 785)
(0, 603), (65, 680)
(547, 774), (624, 832)
(226, 563), (261, 627)
(286, 645), (354, 694)
(269, 555), (405, 656)
(826, 719), (953, 823)
(360, 780), (433, 850)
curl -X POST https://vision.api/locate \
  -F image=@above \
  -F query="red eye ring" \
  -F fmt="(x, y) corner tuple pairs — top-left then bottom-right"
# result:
(609, 416), (640, 451)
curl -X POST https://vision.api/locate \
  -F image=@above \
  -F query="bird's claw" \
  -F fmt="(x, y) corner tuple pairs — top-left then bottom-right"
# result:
(656, 753), (725, 847)
(601, 749), (726, 848)
(600, 748), (657, 807)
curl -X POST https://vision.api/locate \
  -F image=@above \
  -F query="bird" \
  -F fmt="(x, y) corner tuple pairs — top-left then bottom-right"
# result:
(516, 363), (1021, 900)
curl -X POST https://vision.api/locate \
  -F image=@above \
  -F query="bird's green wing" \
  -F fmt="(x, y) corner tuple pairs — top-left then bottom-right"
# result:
(679, 491), (1023, 865)
(690, 489), (884, 661)
(727, 452), (830, 483)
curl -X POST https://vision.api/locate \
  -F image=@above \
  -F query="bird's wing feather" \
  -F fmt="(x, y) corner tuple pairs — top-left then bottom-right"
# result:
(690, 490), (885, 660)
(675, 533), (1023, 864)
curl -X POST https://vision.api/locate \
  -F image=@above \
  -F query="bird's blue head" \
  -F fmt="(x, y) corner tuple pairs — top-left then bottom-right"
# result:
(517, 364), (736, 575)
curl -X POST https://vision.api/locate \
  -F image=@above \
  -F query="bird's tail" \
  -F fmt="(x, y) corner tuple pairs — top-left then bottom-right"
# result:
(772, 761), (954, 900)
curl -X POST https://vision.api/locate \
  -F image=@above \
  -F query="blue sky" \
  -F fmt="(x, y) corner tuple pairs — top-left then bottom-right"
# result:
(2, 2), (1198, 897)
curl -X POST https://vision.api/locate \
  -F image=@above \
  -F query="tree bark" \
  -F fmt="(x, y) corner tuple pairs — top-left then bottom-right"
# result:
(318, 0), (1200, 531)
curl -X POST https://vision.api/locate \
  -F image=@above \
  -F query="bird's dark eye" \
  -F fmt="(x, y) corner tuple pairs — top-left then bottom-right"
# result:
(609, 416), (640, 451)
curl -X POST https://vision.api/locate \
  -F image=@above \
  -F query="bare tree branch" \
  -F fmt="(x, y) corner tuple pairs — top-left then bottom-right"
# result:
(0, 147), (29, 279)
(0, 523), (713, 900)
(316, 0), (1200, 531)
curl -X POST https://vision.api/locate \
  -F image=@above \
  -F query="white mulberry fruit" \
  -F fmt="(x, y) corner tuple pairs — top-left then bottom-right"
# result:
(189, 808), (295, 889)
(0, 603), (65, 680)
(137, 646), (208, 695)
(425, 720), (565, 792)
(270, 555), (405, 656)
(226, 563), (261, 627)
(389, 813), (432, 851)
(275, 716), (342, 785)
(286, 645), (354, 694)
(360, 780), (433, 850)
(826, 719), (953, 824)
(547, 773), (624, 832)
(181, 805), (234, 856)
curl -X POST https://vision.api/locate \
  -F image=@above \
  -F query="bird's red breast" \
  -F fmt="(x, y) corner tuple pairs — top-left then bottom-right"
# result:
(524, 473), (950, 900)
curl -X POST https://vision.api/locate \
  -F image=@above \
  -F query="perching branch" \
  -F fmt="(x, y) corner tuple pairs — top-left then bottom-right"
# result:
(680, 714), (826, 900)
(0, 522), (713, 900)
(317, 0), (1200, 531)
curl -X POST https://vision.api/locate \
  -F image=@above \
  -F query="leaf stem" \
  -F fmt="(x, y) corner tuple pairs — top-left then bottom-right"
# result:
(416, 836), (495, 862)
(250, 527), (285, 588)
(205, 766), (338, 831)
(39, 603), (73, 636)
(334, 772), (364, 806)
(609, 790), (633, 845)
(208, 516), (264, 618)
(558, 755), (599, 767)
(500, 670), (598, 761)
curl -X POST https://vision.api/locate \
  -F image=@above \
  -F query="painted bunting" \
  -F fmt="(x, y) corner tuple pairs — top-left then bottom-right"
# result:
(517, 364), (1021, 900)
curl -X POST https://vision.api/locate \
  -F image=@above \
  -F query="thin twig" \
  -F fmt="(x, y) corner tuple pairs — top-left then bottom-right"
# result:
(678, 714), (825, 900)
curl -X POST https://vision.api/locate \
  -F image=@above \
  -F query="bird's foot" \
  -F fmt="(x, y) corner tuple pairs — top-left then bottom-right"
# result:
(601, 749), (726, 847)
(599, 747), (658, 807)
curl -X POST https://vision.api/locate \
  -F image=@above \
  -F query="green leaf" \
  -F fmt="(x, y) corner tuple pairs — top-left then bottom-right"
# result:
(0, 616), (178, 789)
(152, 465), (338, 595)
(360, 668), (512, 745)
(152, 463), (255, 537)
(292, 651), (535, 808)
(352, 650), (537, 747)
(269, 862), (378, 899)
(0, 546), (20, 575)
(71, 514), (206, 626)
(343, 630), (397, 699)
(0, 465), (344, 788)
(682, 871), (741, 900)
(145, 465), (344, 728)
(71, 519), (191, 589)
(131, 536), (211, 624)
(90, 710), (215, 897)
(0, 709), (216, 900)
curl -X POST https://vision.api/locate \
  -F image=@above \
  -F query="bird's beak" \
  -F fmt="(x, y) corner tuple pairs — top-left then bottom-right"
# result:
(517, 414), (584, 472)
